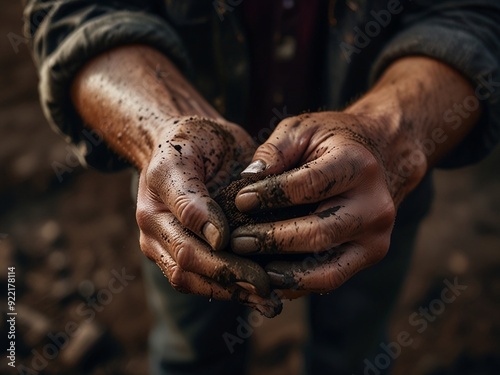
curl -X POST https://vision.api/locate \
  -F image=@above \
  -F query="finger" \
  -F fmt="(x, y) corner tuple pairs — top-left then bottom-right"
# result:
(152, 248), (283, 318)
(231, 199), (368, 255)
(236, 142), (378, 212)
(240, 116), (315, 177)
(265, 243), (386, 293)
(138, 210), (272, 297)
(232, 195), (393, 255)
(141, 150), (229, 251)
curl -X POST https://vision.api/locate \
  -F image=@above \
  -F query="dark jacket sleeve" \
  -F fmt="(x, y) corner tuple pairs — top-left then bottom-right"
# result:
(23, 0), (190, 170)
(370, 0), (500, 168)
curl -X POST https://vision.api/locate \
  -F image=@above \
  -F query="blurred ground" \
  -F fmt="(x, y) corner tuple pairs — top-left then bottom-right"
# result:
(1, 3), (499, 375)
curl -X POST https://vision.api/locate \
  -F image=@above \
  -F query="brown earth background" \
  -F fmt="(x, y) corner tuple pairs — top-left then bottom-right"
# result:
(1, 3), (499, 375)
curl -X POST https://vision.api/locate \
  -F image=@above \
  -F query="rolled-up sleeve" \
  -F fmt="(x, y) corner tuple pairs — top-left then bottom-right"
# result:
(23, 0), (190, 170)
(370, 0), (500, 168)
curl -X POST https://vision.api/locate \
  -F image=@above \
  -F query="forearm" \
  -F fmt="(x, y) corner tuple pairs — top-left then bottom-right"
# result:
(345, 56), (482, 204)
(71, 44), (222, 170)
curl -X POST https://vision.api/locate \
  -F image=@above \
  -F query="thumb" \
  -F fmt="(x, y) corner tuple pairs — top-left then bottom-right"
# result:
(241, 118), (311, 177)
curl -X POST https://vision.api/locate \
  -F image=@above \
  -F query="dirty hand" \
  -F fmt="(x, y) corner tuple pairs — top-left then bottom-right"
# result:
(71, 45), (282, 316)
(230, 55), (482, 298)
(230, 112), (402, 297)
(135, 116), (282, 316)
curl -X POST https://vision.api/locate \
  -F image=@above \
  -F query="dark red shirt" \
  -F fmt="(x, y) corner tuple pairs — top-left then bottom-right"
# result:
(242, 0), (327, 139)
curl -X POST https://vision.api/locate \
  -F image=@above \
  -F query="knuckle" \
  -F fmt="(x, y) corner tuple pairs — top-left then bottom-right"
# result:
(174, 246), (192, 271)
(374, 196), (396, 232)
(370, 246), (389, 265)
(297, 168), (330, 199)
(310, 226), (336, 252)
(135, 205), (152, 229)
(138, 234), (155, 261)
(157, 251), (190, 293)
(379, 201), (396, 229)
(256, 142), (283, 159)
(174, 195), (206, 231)
(278, 116), (296, 127)
(367, 237), (390, 264)
(169, 265), (188, 292)
(342, 143), (380, 178)
(145, 161), (168, 187)
(325, 267), (348, 291)
(358, 148), (380, 177)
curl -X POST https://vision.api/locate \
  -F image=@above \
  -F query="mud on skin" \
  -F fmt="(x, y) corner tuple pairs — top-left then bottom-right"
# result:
(213, 176), (319, 265)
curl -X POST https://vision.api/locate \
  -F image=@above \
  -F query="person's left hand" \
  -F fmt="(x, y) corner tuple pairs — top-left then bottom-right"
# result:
(230, 111), (413, 298)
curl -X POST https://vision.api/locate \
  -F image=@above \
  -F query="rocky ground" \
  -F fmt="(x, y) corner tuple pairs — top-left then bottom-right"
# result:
(1, 3), (499, 375)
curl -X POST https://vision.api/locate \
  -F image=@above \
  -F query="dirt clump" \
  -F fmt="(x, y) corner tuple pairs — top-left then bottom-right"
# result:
(214, 176), (318, 230)
(213, 176), (318, 267)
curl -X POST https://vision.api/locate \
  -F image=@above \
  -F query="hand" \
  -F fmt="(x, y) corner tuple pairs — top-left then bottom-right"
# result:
(229, 56), (482, 298)
(72, 44), (479, 309)
(230, 112), (400, 297)
(71, 45), (284, 316)
(136, 115), (282, 317)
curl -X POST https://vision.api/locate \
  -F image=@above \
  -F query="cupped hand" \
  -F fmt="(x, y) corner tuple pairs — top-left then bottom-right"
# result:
(231, 112), (403, 297)
(136, 115), (282, 317)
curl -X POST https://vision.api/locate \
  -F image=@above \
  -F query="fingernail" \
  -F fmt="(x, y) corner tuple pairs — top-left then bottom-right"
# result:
(235, 192), (260, 212)
(235, 281), (258, 294)
(241, 160), (266, 177)
(202, 222), (222, 250)
(267, 271), (297, 289)
(246, 294), (284, 318)
(267, 271), (285, 286)
(232, 236), (259, 254)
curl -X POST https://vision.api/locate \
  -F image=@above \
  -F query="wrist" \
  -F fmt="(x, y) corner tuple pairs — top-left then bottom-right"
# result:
(344, 56), (481, 205)
(70, 44), (225, 171)
(344, 98), (427, 205)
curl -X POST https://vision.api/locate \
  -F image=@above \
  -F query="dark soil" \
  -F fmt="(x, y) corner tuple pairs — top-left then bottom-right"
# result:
(214, 176), (320, 272)
(214, 176), (318, 231)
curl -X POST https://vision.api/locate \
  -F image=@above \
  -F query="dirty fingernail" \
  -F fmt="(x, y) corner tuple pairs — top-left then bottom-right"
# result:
(202, 222), (222, 250)
(267, 271), (297, 289)
(241, 160), (266, 176)
(232, 236), (259, 254)
(235, 192), (260, 212)
(246, 294), (284, 318)
(267, 271), (285, 286)
(235, 281), (258, 294)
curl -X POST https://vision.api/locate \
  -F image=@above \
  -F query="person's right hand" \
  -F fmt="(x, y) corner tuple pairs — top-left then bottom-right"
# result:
(70, 45), (282, 317)
(135, 115), (282, 317)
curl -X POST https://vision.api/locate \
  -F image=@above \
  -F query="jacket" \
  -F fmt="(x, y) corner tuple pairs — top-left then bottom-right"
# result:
(22, 0), (500, 221)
